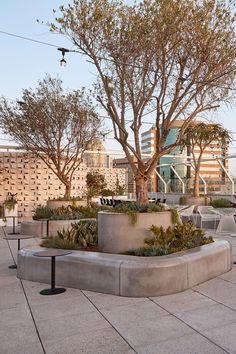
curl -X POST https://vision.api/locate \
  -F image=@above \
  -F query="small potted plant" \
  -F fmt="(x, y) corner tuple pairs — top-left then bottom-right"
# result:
(4, 192), (18, 211)
(3, 193), (18, 227)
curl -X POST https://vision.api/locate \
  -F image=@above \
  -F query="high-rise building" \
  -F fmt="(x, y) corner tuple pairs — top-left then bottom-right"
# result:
(141, 121), (228, 193)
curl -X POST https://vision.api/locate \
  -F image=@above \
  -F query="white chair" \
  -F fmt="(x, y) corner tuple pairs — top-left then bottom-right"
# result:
(198, 206), (221, 230)
(179, 205), (196, 223)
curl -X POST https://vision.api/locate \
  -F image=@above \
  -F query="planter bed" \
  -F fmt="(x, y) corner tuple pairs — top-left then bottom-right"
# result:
(46, 200), (87, 209)
(17, 239), (231, 297)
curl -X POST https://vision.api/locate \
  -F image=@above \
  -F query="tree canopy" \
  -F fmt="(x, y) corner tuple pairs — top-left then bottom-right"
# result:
(86, 170), (107, 206)
(52, 0), (236, 202)
(0, 76), (103, 198)
(180, 121), (231, 197)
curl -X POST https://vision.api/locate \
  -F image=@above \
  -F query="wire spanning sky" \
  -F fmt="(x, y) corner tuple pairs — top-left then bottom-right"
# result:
(0, 0), (236, 175)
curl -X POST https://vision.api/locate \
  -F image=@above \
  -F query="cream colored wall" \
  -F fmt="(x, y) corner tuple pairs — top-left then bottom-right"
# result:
(0, 151), (126, 219)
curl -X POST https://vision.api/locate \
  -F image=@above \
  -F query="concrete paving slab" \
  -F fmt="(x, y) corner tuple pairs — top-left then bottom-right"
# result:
(30, 294), (96, 321)
(175, 303), (236, 331)
(101, 300), (169, 327)
(1, 341), (44, 354)
(203, 322), (236, 354)
(111, 315), (194, 347)
(151, 289), (216, 314)
(44, 327), (136, 354)
(193, 277), (236, 302)
(0, 282), (26, 310)
(37, 310), (111, 342)
(83, 291), (146, 310)
(0, 303), (32, 326)
(218, 266), (236, 284)
(2, 226), (236, 353)
(22, 279), (84, 305)
(0, 323), (42, 354)
(136, 333), (227, 354)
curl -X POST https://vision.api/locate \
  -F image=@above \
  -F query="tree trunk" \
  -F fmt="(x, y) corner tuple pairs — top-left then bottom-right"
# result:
(193, 167), (200, 198)
(87, 195), (92, 207)
(64, 181), (72, 199)
(135, 175), (148, 204)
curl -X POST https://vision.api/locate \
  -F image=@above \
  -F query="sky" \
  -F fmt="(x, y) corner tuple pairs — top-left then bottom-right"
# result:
(0, 1), (236, 175)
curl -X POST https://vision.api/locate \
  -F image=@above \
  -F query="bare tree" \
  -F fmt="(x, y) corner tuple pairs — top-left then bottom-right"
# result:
(0, 76), (103, 198)
(180, 122), (231, 197)
(51, 0), (236, 203)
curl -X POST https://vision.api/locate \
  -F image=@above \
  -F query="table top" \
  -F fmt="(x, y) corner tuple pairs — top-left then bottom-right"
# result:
(34, 249), (72, 257)
(3, 234), (34, 241)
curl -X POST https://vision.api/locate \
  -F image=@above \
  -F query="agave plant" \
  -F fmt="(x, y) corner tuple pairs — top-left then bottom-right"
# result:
(41, 220), (98, 250)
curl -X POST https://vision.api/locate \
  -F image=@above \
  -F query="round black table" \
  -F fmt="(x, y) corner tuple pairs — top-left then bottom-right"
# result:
(3, 234), (34, 269)
(34, 249), (72, 295)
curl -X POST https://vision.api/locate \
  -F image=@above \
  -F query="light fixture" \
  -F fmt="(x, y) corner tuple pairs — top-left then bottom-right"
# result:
(57, 48), (70, 68)
(17, 100), (26, 107)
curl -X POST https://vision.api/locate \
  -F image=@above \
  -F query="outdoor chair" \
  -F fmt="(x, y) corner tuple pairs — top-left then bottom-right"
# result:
(100, 198), (105, 205)
(109, 199), (115, 207)
(178, 205), (196, 224)
(197, 206), (221, 230)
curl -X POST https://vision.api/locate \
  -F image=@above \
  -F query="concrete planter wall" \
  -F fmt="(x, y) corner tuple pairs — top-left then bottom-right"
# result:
(179, 196), (212, 206)
(46, 200), (87, 209)
(18, 239), (232, 297)
(98, 211), (173, 254)
(20, 219), (81, 238)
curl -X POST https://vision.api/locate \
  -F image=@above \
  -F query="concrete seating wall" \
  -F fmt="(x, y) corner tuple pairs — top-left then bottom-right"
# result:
(18, 239), (231, 297)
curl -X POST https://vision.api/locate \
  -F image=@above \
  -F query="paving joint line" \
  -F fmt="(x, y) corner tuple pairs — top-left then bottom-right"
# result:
(81, 290), (138, 354)
(19, 278), (46, 354)
(193, 287), (236, 314)
(3, 230), (46, 354)
(148, 297), (231, 354)
(217, 274), (236, 286)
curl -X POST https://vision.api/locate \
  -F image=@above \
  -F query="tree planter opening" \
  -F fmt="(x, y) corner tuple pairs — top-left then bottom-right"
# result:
(98, 211), (174, 254)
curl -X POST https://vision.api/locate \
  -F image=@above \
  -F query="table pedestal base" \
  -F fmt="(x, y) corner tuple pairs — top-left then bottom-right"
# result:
(40, 288), (66, 296)
(8, 264), (17, 269)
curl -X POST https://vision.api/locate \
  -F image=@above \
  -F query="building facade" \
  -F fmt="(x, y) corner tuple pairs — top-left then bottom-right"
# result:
(140, 120), (228, 193)
(0, 147), (126, 219)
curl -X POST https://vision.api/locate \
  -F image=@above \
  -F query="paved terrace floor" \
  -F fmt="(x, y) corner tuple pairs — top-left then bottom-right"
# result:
(1, 227), (236, 354)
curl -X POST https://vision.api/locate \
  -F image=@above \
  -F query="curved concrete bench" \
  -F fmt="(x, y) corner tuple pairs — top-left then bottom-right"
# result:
(20, 218), (95, 238)
(17, 239), (231, 297)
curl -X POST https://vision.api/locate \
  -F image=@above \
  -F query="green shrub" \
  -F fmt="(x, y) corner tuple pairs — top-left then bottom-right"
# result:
(125, 222), (213, 256)
(33, 205), (82, 220)
(50, 196), (83, 201)
(211, 198), (231, 208)
(34, 204), (111, 220)
(78, 204), (111, 218)
(112, 202), (167, 225)
(41, 220), (98, 250)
